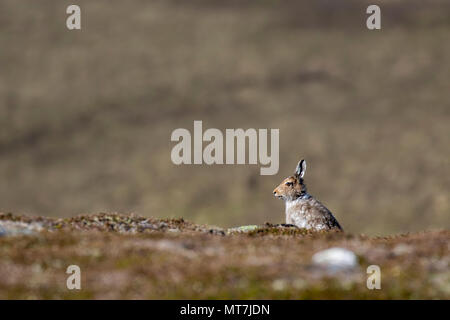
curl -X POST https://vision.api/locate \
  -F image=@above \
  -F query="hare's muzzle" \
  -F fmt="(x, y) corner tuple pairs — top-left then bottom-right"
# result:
(273, 189), (282, 198)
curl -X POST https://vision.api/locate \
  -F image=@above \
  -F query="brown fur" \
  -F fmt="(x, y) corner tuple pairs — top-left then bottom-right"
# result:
(273, 160), (342, 231)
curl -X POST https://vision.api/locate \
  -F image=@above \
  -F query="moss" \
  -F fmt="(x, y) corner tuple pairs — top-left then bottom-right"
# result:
(0, 213), (448, 299)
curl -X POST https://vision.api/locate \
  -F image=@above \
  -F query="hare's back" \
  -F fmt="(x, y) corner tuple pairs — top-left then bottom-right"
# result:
(301, 197), (342, 231)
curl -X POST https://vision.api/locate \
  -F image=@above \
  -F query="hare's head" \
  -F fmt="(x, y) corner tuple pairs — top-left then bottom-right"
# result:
(273, 159), (307, 201)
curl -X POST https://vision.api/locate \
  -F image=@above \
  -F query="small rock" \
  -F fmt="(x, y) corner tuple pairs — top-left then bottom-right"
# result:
(227, 225), (259, 234)
(0, 221), (42, 237)
(0, 225), (6, 236)
(138, 222), (158, 231)
(392, 244), (413, 256)
(158, 222), (168, 229)
(312, 247), (358, 272)
(271, 279), (287, 291)
(209, 229), (226, 236)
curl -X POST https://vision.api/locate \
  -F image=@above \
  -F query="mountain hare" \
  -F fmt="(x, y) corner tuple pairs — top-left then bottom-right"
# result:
(273, 159), (343, 231)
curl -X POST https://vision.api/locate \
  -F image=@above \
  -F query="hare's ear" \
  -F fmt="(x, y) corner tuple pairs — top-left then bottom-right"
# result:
(295, 159), (306, 178)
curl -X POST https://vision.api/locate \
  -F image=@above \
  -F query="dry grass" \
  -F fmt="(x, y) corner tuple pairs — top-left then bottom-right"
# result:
(0, 213), (448, 299)
(0, 0), (449, 235)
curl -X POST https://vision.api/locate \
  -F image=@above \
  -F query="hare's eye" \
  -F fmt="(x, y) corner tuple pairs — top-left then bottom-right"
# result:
(285, 182), (293, 187)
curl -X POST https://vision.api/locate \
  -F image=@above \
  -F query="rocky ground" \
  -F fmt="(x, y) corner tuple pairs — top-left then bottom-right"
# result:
(0, 212), (448, 299)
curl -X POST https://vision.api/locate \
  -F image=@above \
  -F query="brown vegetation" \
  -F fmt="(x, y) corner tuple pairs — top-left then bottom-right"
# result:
(0, 213), (448, 299)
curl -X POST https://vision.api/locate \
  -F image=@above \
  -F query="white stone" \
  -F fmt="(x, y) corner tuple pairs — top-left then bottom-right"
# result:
(312, 247), (358, 272)
(0, 221), (42, 237)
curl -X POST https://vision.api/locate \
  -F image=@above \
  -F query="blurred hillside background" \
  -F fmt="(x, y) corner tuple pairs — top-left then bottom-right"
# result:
(0, 0), (448, 235)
